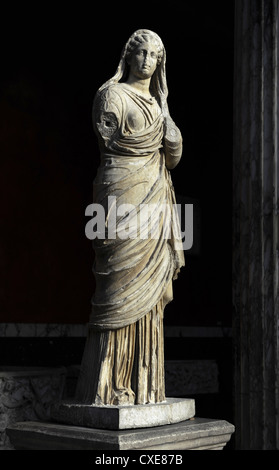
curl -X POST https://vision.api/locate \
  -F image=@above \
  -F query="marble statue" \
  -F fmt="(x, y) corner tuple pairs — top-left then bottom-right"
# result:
(75, 29), (185, 406)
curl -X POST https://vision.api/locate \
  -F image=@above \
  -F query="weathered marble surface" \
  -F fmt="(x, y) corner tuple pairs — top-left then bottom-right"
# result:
(76, 29), (185, 407)
(0, 368), (65, 449)
(233, 0), (279, 450)
(7, 418), (235, 450)
(51, 397), (195, 430)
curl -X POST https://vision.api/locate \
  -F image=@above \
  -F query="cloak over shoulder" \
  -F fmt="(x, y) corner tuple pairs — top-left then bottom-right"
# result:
(89, 84), (184, 330)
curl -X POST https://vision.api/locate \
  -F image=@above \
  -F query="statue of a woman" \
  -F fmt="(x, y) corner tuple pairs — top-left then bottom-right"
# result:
(76, 29), (185, 406)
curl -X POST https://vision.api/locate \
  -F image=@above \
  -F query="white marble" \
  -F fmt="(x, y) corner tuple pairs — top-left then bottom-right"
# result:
(51, 398), (195, 430)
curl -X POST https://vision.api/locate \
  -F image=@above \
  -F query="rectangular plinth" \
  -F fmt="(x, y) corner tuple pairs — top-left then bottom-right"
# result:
(51, 397), (195, 430)
(6, 418), (235, 450)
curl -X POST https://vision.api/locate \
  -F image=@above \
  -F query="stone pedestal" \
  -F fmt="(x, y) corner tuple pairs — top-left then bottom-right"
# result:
(51, 398), (195, 430)
(6, 417), (235, 450)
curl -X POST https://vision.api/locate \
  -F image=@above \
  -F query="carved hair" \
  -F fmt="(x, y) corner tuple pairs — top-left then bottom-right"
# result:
(125, 29), (164, 66)
(96, 29), (169, 113)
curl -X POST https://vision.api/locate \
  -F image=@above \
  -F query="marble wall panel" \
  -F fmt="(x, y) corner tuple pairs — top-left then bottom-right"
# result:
(0, 368), (65, 449)
(0, 323), (231, 338)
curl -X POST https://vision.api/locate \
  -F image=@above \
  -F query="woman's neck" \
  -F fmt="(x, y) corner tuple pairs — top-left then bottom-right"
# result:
(125, 74), (152, 98)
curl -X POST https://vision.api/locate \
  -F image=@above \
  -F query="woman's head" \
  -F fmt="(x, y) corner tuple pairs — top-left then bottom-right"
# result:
(97, 29), (168, 106)
(124, 29), (164, 67)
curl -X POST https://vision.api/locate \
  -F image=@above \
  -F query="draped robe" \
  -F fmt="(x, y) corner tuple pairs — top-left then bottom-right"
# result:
(75, 83), (184, 405)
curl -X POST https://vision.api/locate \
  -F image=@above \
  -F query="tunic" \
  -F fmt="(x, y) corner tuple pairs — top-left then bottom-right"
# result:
(75, 83), (184, 405)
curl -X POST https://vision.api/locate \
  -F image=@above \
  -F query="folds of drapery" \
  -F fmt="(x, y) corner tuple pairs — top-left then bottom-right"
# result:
(89, 111), (184, 330)
(75, 299), (165, 405)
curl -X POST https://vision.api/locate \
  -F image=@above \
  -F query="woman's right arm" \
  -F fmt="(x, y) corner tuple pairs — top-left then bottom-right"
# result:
(92, 87), (122, 147)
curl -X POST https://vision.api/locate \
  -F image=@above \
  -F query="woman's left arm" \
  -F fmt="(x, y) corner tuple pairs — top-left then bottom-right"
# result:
(163, 116), (183, 170)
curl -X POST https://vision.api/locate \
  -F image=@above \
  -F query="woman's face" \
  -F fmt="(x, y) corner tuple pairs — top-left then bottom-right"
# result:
(128, 41), (158, 80)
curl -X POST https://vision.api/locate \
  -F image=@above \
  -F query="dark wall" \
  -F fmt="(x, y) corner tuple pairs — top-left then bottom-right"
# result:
(0, 2), (234, 325)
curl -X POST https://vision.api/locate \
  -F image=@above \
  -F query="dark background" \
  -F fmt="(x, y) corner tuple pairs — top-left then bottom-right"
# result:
(0, 2), (234, 326)
(0, 2), (235, 441)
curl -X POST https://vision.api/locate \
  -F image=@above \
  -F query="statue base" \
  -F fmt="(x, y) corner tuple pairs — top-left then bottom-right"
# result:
(50, 397), (195, 430)
(6, 417), (235, 450)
